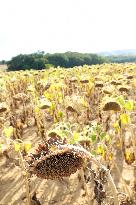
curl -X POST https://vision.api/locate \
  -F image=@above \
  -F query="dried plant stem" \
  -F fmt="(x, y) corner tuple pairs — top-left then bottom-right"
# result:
(59, 144), (120, 205)
(90, 156), (119, 205)
(18, 151), (31, 205)
(13, 131), (31, 205)
(131, 126), (136, 162)
(113, 160), (131, 198)
(79, 168), (89, 198)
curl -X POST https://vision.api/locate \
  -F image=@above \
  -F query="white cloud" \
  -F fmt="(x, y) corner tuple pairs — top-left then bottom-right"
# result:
(0, 0), (136, 60)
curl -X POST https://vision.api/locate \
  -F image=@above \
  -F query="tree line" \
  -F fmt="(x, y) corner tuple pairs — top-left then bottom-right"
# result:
(106, 55), (136, 63)
(7, 51), (107, 71)
(2, 52), (136, 71)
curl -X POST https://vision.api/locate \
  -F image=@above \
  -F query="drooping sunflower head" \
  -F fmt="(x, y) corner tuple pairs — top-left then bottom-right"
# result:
(26, 137), (88, 180)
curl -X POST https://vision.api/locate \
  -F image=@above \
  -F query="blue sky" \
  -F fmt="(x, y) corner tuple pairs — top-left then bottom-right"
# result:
(0, 0), (136, 60)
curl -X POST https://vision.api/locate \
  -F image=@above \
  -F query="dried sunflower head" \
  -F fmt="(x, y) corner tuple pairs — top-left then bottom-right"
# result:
(70, 77), (78, 83)
(80, 78), (89, 84)
(103, 101), (121, 111)
(95, 81), (104, 88)
(110, 80), (122, 85)
(127, 75), (133, 80)
(118, 86), (130, 93)
(26, 137), (88, 180)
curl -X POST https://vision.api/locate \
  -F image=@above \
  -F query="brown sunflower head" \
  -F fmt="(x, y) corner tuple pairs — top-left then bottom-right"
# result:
(118, 86), (130, 93)
(95, 81), (104, 88)
(26, 137), (88, 180)
(103, 101), (121, 111)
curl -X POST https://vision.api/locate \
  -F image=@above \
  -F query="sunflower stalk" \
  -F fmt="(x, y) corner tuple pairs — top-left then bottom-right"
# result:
(59, 144), (119, 205)
(19, 151), (31, 205)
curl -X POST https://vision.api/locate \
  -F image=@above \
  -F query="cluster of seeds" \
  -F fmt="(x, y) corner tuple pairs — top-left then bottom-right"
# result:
(26, 137), (85, 179)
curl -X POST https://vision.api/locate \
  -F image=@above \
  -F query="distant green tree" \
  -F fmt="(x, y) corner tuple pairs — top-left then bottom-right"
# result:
(46, 53), (69, 67)
(0, 60), (6, 65)
(8, 52), (46, 71)
(67, 54), (84, 67)
(7, 51), (107, 71)
(45, 64), (54, 69)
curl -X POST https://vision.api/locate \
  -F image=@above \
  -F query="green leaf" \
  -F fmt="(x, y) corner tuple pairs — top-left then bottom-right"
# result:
(50, 103), (55, 111)
(120, 114), (131, 125)
(24, 142), (31, 153)
(96, 125), (102, 133)
(14, 143), (21, 152)
(73, 132), (79, 142)
(57, 110), (63, 118)
(97, 145), (105, 155)
(70, 132), (79, 144)
(91, 150), (97, 156)
(100, 132), (106, 140)
(113, 121), (120, 133)
(90, 134), (97, 142)
(124, 101), (134, 111)
(3, 126), (14, 138)
(116, 96), (125, 106)
(34, 106), (40, 114)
